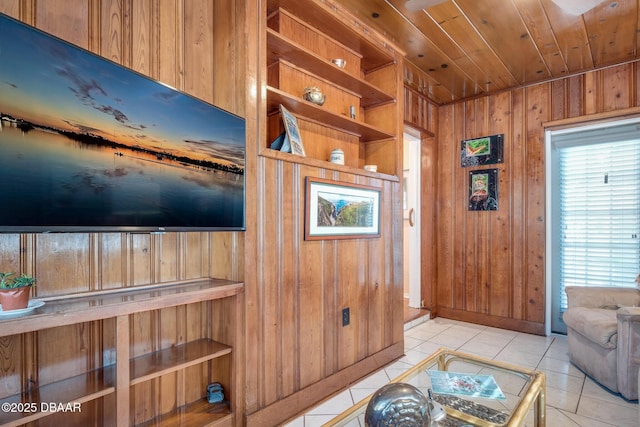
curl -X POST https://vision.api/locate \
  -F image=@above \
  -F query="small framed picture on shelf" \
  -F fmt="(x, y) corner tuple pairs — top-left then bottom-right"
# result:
(279, 104), (306, 157)
(305, 177), (381, 240)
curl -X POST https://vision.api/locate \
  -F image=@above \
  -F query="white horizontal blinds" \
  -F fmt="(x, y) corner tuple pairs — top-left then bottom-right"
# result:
(556, 122), (640, 311)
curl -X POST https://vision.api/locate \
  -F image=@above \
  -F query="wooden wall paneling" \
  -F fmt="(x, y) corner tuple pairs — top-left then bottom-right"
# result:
(99, 234), (128, 290)
(210, 232), (244, 282)
(37, 323), (98, 384)
(0, 2), (19, 20)
(157, 0), (182, 89)
(260, 157), (281, 408)
(184, 232), (209, 279)
(322, 237), (338, 377)
(35, 0), (90, 49)
(100, 0), (125, 64)
(486, 91), (511, 318)
(472, 97), (490, 315)
(509, 88), (526, 322)
(420, 135), (437, 311)
(386, 179), (399, 346)
(160, 307), (183, 416)
(583, 70), (601, 115)
(0, 234), (21, 272)
(131, 0), (152, 77)
(130, 233), (153, 286)
(550, 79), (568, 121)
(280, 162), (299, 399)
(367, 231), (385, 357)
(212, 0), (239, 112)
(130, 310), (154, 423)
(382, 177), (404, 348)
(523, 83), (547, 325)
(434, 104), (454, 314)
(0, 335), (24, 399)
(602, 63), (633, 111)
(461, 101), (478, 314)
(636, 62), (640, 107)
(184, 303), (207, 404)
(34, 234), (92, 296)
(336, 238), (359, 370)
(182, 0), (213, 104)
(297, 165), (324, 390)
(158, 233), (179, 283)
(567, 75), (585, 118)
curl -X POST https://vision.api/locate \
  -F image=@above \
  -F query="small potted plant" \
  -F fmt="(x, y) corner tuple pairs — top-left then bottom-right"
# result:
(0, 272), (36, 311)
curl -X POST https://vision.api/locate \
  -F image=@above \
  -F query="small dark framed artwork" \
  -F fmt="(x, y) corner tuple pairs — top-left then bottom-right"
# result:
(461, 134), (504, 167)
(469, 169), (498, 211)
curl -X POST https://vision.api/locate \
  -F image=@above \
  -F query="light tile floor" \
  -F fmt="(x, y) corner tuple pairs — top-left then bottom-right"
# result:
(284, 317), (639, 427)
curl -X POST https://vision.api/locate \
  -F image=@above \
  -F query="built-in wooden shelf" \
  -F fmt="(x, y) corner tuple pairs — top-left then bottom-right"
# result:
(0, 279), (242, 426)
(267, 0), (397, 70)
(266, 29), (394, 108)
(130, 339), (231, 385)
(259, 148), (400, 182)
(266, 86), (395, 143)
(0, 279), (244, 337)
(0, 366), (115, 427)
(137, 399), (232, 427)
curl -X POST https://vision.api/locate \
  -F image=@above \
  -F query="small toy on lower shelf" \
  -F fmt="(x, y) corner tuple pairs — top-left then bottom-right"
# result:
(207, 382), (225, 404)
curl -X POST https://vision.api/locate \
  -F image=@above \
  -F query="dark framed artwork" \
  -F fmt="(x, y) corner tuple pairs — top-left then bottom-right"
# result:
(305, 177), (380, 240)
(461, 134), (504, 167)
(469, 169), (498, 211)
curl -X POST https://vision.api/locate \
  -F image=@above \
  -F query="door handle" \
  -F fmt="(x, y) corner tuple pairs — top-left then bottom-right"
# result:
(408, 208), (415, 227)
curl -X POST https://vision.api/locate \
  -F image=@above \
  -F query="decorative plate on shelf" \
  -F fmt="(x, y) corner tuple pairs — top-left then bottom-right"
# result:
(0, 300), (45, 318)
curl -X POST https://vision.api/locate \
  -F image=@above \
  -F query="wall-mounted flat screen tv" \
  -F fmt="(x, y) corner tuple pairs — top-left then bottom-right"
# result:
(0, 13), (245, 233)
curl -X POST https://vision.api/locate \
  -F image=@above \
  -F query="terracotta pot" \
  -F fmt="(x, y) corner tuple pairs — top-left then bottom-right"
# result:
(0, 287), (31, 311)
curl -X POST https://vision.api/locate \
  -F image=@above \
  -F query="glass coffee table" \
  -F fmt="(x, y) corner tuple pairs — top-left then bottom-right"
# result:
(324, 348), (546, 427)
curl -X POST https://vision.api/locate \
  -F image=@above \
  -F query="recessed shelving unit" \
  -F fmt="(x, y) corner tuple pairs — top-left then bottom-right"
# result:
(266, 29), (395, 108)
(265, 0), (403, 176)
(0, 279), (242, 427)
(130, 339), (231, 386)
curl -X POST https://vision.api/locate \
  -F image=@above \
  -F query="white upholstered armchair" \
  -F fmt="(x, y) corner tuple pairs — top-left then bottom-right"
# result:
(562, 286), (640, 400)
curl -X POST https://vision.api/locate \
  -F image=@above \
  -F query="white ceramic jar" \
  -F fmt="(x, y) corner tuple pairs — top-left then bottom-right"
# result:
(330, 148), (344, 165)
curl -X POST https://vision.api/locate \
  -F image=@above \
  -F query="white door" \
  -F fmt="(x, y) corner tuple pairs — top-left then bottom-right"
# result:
(404, 132), (421, 308)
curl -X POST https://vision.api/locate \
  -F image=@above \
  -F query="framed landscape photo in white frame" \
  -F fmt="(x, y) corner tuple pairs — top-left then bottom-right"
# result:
(304, 177), (380, 240)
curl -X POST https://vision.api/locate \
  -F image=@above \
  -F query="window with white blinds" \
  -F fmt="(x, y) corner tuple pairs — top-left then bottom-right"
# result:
(553, 122), (640, 315)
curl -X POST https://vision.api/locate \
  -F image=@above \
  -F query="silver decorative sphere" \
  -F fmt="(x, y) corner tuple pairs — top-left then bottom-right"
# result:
(364, 383), (431, 427)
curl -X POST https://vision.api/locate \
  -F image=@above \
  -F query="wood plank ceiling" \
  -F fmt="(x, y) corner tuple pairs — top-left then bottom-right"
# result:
(334, 0), (640, 105)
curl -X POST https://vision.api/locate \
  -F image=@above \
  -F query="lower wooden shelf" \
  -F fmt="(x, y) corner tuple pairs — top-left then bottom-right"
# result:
(0, 366), (115, 427)
(130, 338), (231, 385)
(137, 399), (232, 427)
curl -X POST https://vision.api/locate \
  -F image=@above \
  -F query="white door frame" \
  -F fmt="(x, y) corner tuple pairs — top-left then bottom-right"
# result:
(404, 131), (421, 308)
